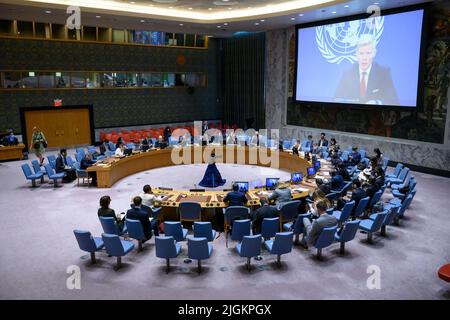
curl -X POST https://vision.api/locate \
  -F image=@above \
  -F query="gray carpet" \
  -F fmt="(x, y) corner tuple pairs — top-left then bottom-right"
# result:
(0, 149), (449, 300)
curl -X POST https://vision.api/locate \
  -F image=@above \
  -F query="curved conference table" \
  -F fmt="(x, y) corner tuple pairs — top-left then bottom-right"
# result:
(87, 146), (333, 215)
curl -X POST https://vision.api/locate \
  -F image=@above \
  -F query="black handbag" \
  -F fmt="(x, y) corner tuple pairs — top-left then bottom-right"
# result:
(43, 140), (48, 148)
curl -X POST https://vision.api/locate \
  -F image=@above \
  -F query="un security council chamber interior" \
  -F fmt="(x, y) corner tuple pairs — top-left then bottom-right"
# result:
(0, 0), (449, 304)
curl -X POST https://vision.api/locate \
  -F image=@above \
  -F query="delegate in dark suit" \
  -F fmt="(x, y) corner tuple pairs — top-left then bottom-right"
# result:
(126, 206), (158, 241)
(251, 204), (279, 234)
(334, 63), (399, 106)
(223, 191), (248, 207)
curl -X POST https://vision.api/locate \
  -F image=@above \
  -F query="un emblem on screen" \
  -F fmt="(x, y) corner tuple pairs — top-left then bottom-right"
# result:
(316, 16), (384, 64)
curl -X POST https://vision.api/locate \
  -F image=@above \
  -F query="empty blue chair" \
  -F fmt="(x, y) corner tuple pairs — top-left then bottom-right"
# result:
(155, 236), (182, 273)
(369, 190), (383, 209)
(47, 155), (57, 169)
(99, 216), (127, 236)
(386, 163), (403, 178)
(283, 140), (291, 150)
(73, 162), (90, 186)
(370, 206), (399, 236)
(125, 218), (147, 251)
(358, 210), (388, 243)
(73, 230), (104, 263)
(31, 160), (46, 182)
(264, 232), (294, 266)
(65, 155), (75, 167)
(179, 202), (202, 224)
(188, 237), (213, 273)
(193, 222), (216, 242)
(334, 221), (360, 254)
(387, 194), (414, 225)
(261, 217), (280, 241)
(313, 226), (338, 259)
(353, 196), (370, 219)
(101, 233), (134, 269)
(75, 152), (84, 163)
(387, 167), (409, 185)
(105, 150), (114, 158)
(21, 163), (43, 187)
(224, 206), (250, 247)
(279, 200), (301, 229)
(44, 164), (65, 187)
(164, 221), (188, 242)
(235, 235), (262, 271)
(283, 213), (311, 244)
(382, 157), (390, 171)
(76, 148), (86, 158)
(340, 151), (349, 162)
(332, 201), (355, 226)
(108, 142), (116, 151)
(231, 219), (251, 243)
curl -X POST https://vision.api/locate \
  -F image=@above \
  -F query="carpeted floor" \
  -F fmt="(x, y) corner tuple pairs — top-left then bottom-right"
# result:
(0, 149), (449, 300)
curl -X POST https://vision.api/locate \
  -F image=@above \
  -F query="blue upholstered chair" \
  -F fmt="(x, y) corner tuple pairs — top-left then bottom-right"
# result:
(353, 196), (370, 219)
(193, 222), (216, 242)
(73, 162), (90, 186)
(76, 148), (86, 158)
(261, 217), (280, 241)
(65, 155), (75, 167)
(387, 167), (409, 186)
(188, 237), (213, 273)
(164, 221), (188, 242)
(179, 202), (202, 224)
(108, 142), (116, 152)
(369, 190), (383, 210)
(386, 163), (403, 178)
(382, 157), (390, 171)
(47, 155), (57, 169)
(332, 201), (355, 226)
(31, 160), (46, 183)
(313, 226), (338, 259)
(279, 200), (301, 229)
(386, 194), (414, 225)
(332, 182), (352, 196)
(125, 218), (147, 251)
(101, 233), (134, 268)
(334, 220), (360, 254)
(105, 150), (114, 158)
(155, 236), (182, 273)
(358, 210), (388, 243)
(370, 206), (399, 236)
(283, 140), (291, 150)
(235, 235), (262, 271)
(231, 219), (251, 243)
(44, 164), (65, 187)
(264, 232), (294, 266)
(73, 229), (104, 263)
(75, 152), (84, 163)
(283, 213), (311, 244)
(99, 216), (127, 236)
(224, 206), (250, 247)
(21, 163), (43, 187)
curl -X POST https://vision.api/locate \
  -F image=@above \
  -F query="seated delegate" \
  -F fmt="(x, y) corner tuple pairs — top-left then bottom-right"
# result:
(97, 195), (125, 231)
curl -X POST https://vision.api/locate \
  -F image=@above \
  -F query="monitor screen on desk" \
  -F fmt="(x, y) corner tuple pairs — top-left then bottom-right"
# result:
(291, 172), (303, 184)
(124, 148), (133, 156)
(307, 167), (316, 176)
(235, 181), (249, 193)
(265, 178), (280, 190)
(314, 161), (321, 170)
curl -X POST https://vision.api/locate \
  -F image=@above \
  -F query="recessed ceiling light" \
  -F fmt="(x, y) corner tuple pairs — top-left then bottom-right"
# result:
(255, 22), (260, 25)
(208, 8), (212, 10)
(332, 11), (337, 14)
(223, 22), (228, 25)
(179, 23), (183, 26)
(130, 1), (135, 4)
(188, 8), (193, 10)
(291, 17), (296, 20)
(45, 10), (51, 14)
(169, 6), (173, 9)
(260, 19), (265, 22)
(299, 13), (304, 16)
(140, 19), (145, 22)
(217, 25), (221, 28)
(96, 15), (101, 18)
(248, 7), (252, 9)
(228, 8), (232, 10)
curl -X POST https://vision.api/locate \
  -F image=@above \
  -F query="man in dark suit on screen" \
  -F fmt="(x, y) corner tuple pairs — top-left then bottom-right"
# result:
(334, 35), (399, 106)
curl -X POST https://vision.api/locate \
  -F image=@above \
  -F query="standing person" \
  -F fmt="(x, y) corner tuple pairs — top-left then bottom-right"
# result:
(318, 132), (329, 148)
(292, 139), (301, 156)
(198, 152), (226, 188)
(373, 148), (384, 167)
(164, 126), (172, 143)
(31, 126), (47, 165)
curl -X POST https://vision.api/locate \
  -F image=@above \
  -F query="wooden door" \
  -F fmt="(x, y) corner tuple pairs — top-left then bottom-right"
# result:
(24, 108), (91, 149)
